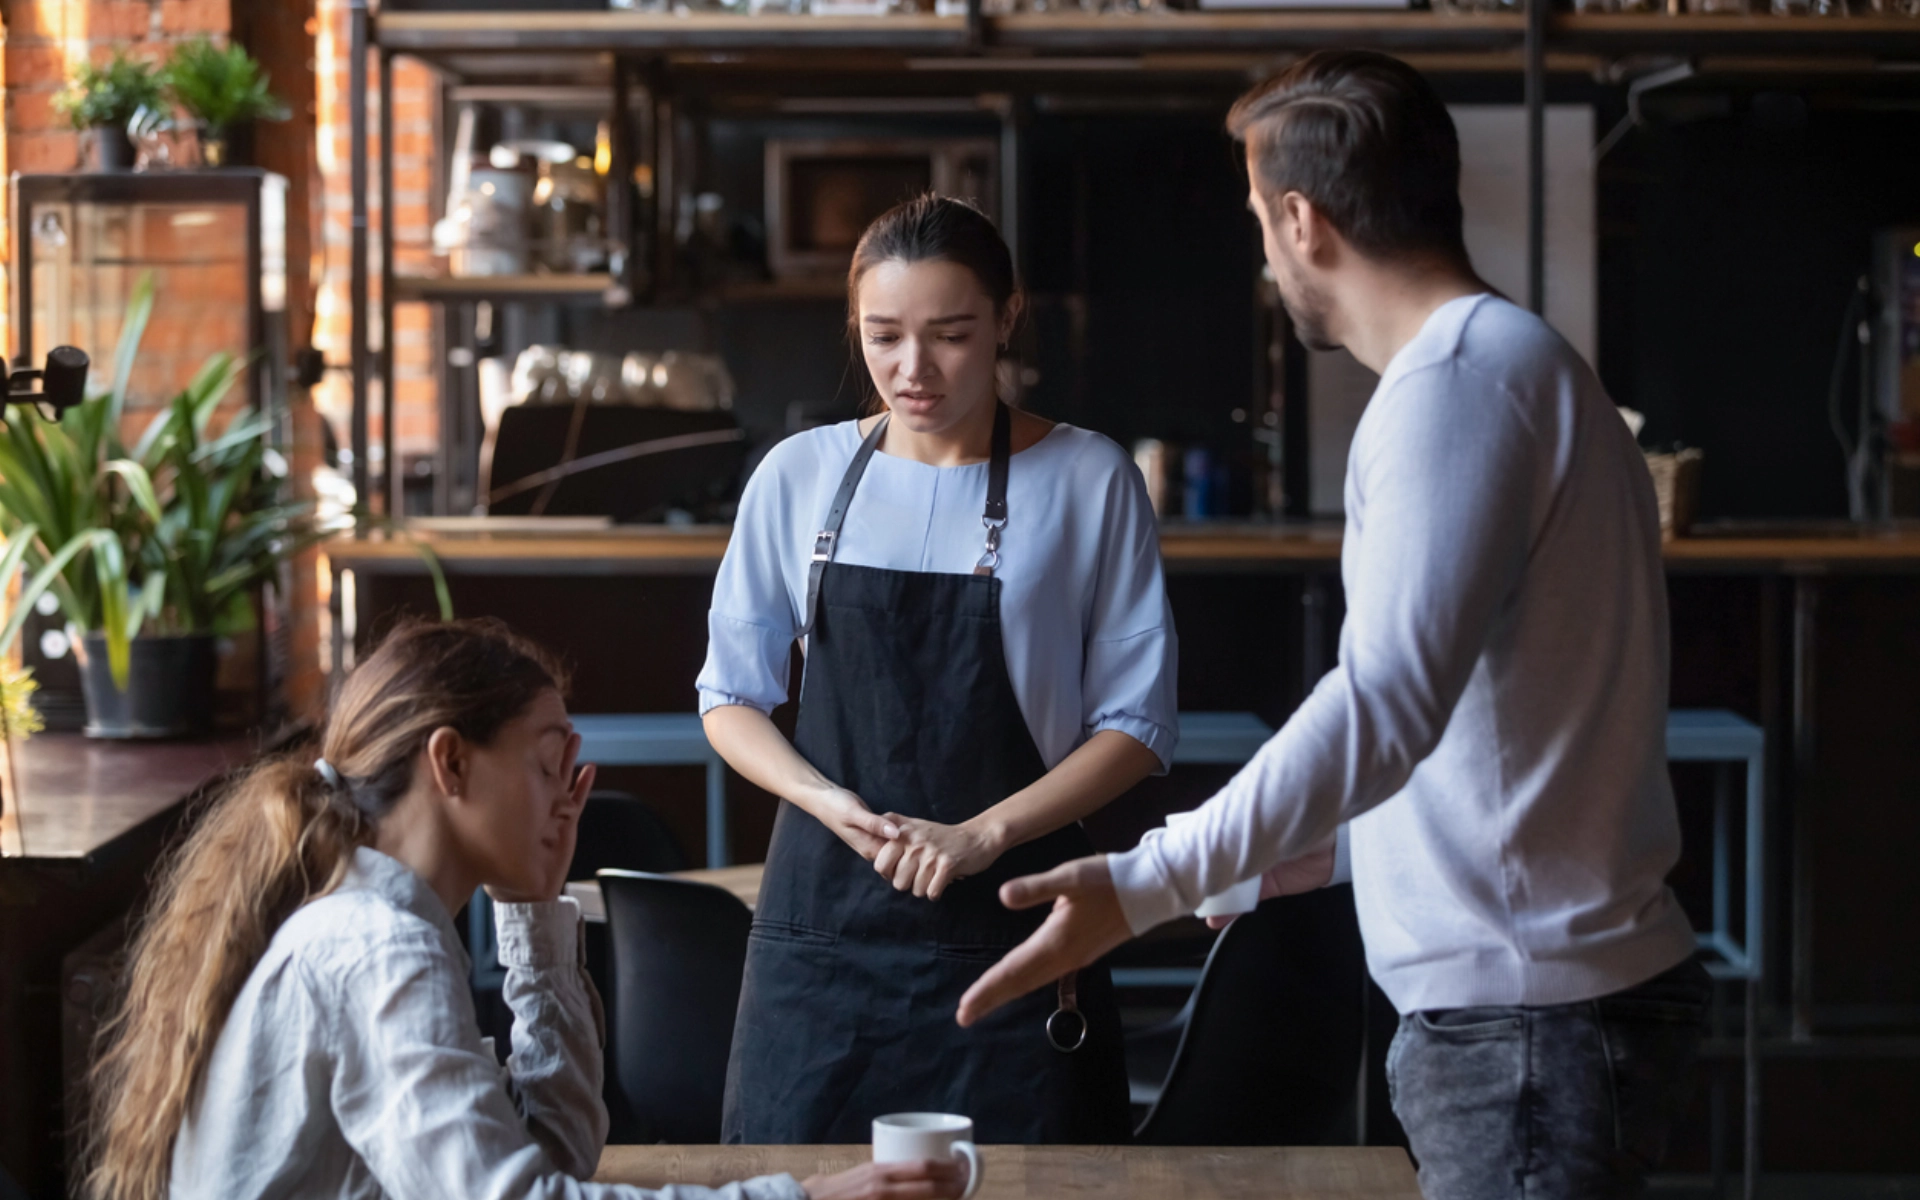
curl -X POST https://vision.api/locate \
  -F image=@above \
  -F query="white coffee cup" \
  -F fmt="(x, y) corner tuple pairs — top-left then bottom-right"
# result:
(1165, 810), (1263, 919)
(872, 1113), (982, 1200)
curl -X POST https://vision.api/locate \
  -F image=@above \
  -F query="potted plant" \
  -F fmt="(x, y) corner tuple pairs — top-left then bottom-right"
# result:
(0, 525), (105, 820)
(162, 38), (290, 168)
(53, 52), (165, 171)
(0, 525), (100, 823)
(0, 276), (342, 738)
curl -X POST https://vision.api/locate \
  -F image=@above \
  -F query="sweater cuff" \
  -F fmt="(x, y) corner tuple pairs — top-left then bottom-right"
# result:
(1106, 845), (1192, 936)
(493, 895), (582, 969)
(1327, 823), (1352, 887)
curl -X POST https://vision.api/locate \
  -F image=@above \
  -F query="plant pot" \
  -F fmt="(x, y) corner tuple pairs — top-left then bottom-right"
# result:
(197, 122), (253, 168)
(92, 125), (135, 171)
(74, 632), (217, 739)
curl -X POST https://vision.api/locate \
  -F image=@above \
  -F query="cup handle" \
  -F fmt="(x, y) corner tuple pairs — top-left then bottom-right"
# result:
(952, 1140), (982, 1200)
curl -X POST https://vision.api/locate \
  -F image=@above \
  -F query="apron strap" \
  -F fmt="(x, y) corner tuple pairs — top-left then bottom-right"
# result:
(798, 413), (891, 640)
(973, 403), (1012, 577)
(801, 404), (1016, 635)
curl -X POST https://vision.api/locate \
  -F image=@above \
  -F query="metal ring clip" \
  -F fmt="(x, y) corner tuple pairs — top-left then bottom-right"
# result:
(1046, 971), (1086, 1053)
(1046, 1007), (1088, 1053)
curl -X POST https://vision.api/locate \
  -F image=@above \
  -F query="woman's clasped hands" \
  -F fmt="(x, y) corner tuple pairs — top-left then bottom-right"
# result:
(810, 784), (1008, 902)
(871, 813), (1006, 901)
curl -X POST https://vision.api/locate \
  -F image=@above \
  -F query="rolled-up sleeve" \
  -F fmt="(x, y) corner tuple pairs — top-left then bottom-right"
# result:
(495, 897), (607, 1179)
(1082, 458), (1179, 773)
(698, 450), (801, 717)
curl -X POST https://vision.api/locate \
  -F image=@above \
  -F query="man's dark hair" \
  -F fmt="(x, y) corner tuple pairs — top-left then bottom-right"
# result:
(1228, 50), (1467, 263)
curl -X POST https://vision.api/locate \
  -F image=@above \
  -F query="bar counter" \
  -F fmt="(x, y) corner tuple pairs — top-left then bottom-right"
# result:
(325, 520), (1920, 577)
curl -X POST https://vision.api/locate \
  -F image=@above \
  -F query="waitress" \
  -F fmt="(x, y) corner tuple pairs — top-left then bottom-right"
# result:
(698, 194), (1177, 1145)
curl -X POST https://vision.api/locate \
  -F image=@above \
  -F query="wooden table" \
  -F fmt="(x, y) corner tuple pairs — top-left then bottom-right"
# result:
(0, 734), (252, 1196)
(566, 863), (763, 923)
(594, 1144), (1421, 1198)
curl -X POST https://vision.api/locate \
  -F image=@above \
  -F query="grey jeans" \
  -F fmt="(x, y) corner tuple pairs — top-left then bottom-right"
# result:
(1387, 958), (1711, 1200)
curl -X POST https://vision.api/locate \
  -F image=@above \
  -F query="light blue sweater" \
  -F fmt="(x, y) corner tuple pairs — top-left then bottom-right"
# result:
(698, 420), (1179, 773)
(1110, 294), (1697, 1012)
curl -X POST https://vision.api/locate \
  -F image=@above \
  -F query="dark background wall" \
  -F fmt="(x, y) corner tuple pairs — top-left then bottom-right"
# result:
(1598, 92), (1920, 520)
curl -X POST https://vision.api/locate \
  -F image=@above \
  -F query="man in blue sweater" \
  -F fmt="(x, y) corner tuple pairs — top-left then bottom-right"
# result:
(959, 50), (1708, 1198)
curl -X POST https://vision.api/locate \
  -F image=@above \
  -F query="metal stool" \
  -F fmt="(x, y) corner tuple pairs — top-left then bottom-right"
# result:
(1667, 708), (1766, 1200)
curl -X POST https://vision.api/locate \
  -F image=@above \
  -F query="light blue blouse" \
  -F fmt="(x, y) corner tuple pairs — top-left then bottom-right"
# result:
(697, 419), (1179, 772)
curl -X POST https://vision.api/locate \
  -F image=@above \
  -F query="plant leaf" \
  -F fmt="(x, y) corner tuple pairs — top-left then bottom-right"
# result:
(104, 459), (164, 527)
(108, 273), (157, 428)
(0, 531), (101, 661)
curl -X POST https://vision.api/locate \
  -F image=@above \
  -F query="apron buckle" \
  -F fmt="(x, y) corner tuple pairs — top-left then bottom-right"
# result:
(812, 530), (838, 562)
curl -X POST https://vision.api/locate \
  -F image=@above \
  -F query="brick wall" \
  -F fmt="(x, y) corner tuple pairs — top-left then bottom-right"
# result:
(0, 0), (233, 364)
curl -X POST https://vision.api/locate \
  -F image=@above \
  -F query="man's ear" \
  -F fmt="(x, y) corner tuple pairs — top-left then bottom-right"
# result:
(425, 726), (468, 799)
(1285, 192), (1340, 268)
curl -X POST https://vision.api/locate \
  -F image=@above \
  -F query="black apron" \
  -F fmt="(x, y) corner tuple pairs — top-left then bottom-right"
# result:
(721, 405), (1131, 1145)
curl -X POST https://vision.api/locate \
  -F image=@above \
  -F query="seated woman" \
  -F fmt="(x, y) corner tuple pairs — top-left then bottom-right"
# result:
(82, 618), (963, 1200)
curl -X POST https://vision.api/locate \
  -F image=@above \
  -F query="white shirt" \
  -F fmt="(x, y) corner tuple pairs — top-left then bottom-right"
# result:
(698, 419), (1179, 772)
(1110, 295), (1697, 1012)
(171, 846), (804, 1200)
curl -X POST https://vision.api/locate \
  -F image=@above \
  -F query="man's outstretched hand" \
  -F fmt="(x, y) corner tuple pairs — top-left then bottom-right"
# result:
(955, 855), (1133, 1028)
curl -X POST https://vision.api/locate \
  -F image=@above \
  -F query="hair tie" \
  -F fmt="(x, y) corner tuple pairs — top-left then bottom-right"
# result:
(314, 758), (343, 790)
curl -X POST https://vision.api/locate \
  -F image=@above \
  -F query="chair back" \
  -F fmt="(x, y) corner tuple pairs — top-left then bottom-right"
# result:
(1134, 886), (1368, 1146)
(597, 869), (751, 1143)
(571, 790), (688, 880)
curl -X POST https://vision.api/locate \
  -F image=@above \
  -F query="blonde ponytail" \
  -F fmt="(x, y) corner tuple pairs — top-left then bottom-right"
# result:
(82, 758), (365, 1200)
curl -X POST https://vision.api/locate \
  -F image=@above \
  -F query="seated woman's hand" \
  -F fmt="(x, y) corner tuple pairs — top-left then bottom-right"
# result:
(803, 1158), (967, 1200)
(486, 734), (596, 905)
(872, 815), (1006, 901)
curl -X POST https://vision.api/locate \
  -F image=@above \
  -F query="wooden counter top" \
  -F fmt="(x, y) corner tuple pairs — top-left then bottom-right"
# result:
(0, 734), (253, 865)
(593, 1144), (1421, 1199)
(324, 521), (1920, 574)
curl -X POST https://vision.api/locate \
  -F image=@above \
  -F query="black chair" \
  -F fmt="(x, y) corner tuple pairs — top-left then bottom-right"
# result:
(597, 869), (752, 1144)
(1131, 886), (1370, 1146)
(570, 789), (688, 881)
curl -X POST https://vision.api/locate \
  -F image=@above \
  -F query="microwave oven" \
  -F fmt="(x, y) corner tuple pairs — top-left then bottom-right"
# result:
(764, 137), (998, 280)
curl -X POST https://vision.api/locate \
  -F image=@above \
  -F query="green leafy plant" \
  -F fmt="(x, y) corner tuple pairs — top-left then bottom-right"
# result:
(53, 52), (166, 131)
(0, 274), (345, 688)
(0, 525), (105, 738)
(162, 38), (290, 138)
